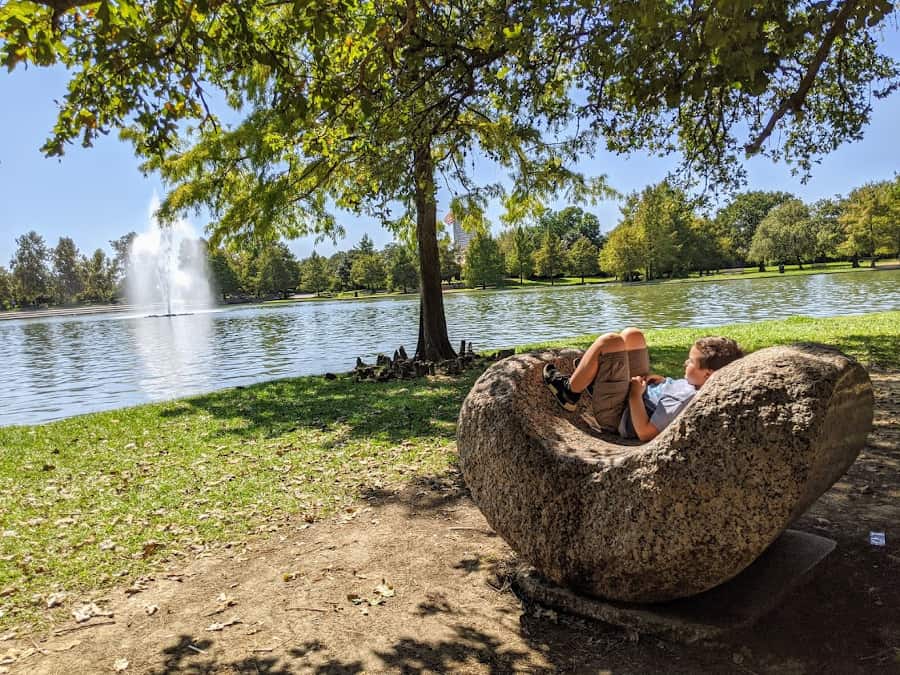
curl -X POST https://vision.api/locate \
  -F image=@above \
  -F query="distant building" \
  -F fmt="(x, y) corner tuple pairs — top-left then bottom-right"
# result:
(446, 212), (473, 253)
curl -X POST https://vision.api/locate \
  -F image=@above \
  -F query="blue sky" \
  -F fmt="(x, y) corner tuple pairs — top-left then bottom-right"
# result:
(1, 26), (898, 266)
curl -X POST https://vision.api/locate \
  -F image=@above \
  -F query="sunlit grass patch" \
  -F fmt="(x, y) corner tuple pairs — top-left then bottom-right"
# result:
(0, 370), (482, 631)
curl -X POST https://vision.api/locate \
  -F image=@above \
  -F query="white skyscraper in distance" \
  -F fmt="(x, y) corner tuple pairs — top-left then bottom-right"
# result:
(445, 211), (473, 253)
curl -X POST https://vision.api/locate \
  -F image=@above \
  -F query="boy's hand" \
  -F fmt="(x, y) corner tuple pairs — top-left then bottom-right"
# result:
(629, 375), (647, 396)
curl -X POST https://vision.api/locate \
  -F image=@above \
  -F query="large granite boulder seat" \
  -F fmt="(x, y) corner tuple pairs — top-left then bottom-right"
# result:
(457, 344), (873, 603)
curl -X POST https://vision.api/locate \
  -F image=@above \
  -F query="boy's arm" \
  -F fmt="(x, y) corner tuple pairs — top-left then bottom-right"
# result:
(628, 377), (660, 442)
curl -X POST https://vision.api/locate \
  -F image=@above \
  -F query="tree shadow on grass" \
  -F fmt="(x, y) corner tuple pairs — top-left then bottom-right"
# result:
(827, 333), (900, 371)
(155, 368), (484, 443)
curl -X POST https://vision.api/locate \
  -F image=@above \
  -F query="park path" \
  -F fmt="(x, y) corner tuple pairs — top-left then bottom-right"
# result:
(3, 373), (898, 674)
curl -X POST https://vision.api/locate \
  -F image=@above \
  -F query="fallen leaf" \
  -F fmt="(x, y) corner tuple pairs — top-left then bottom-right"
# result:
(374, 580), (395, 599)
(72, 602), (112, 623)
(141, 541), (164, 558)
(206, 616), (241, 632)
(99, 540), (115, 551)
(347, 593), (365, 605)
(114, 657), (129, 671)
(144, 604), (159, 616)
(124, 580), (148, 596)
(46, 592), (67, 608)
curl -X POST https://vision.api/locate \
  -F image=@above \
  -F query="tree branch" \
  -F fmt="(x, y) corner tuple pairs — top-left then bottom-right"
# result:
(744, 0), (860, 156)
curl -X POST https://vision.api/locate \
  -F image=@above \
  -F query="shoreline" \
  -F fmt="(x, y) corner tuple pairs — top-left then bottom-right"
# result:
(1, 261), (897, 321)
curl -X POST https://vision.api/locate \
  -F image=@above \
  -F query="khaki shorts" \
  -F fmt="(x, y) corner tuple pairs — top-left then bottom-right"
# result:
(591, 348), (650, 431)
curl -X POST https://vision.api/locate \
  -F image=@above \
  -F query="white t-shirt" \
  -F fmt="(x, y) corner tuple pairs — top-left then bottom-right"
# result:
(618, 377), (698, 437)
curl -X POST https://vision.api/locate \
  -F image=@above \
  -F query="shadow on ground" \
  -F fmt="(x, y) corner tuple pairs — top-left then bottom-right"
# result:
(156, 367), (484, 443)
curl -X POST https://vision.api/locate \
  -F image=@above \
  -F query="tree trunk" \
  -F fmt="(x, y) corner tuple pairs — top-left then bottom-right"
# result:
(413, 145), (456, 361)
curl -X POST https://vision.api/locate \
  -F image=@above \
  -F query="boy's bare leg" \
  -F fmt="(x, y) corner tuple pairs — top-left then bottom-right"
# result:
(621, 327), (651, 376)
(569, 332), (626, 393)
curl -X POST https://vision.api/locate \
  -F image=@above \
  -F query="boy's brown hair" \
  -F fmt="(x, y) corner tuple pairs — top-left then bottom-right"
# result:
(693, 337), (744, 371)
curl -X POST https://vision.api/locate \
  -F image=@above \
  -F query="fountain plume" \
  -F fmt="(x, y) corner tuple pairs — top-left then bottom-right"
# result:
(126, 196), (213, 315)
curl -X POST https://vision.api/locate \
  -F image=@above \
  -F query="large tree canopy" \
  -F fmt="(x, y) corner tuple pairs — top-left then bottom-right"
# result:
(3, 0), (898, 356)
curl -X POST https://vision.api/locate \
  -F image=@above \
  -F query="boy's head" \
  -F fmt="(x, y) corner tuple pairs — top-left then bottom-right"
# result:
(685, 336), (744, 387)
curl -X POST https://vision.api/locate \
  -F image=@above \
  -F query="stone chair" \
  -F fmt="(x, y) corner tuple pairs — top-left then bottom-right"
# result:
(457, 344), (873, 603)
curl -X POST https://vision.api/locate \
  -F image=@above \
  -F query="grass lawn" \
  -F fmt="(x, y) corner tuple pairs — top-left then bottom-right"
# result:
(1, 310), (898, 631)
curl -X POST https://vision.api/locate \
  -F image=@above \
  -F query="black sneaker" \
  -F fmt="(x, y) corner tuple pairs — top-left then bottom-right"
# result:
(543, 363), (580, 411)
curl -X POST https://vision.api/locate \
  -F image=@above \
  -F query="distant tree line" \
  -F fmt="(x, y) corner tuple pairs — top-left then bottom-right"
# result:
(0, 232), (136, 309)
(462, 176), (900, 288)
(208, 233), (462, 302)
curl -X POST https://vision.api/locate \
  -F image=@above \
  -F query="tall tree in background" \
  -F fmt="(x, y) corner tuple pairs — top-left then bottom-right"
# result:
(501, 226), (536, 286)
(748, 199), (816, 268)
(300, 252), (333, 296)
(51, 236), (84, 303)
(79, 249), (115, 302)
(437, 236), (461, 285)
(351, 253), (386, 293)
(533, 230), (566, 284)
(463, 232), (505, 290)
(10, 231), (51, 306)
(714, 191), (795, 268)
(600, 222), (645, 281)
(329, 252), (354, 292)
(622, 182), (696, 280)
(384, 243), (419, 294)
(257, 243), (298, 299)
(0, 266), (14, 309)
(567, 236), (599, 284)
(840, 180), (899, 264)
(109, 232), (137, 291)
(684, 217), (730, 275)
(355, 235), (376, 256)
(540, 207), (605, 249)
(4, 0), (898, 354)
(207, 247), (240, 301)
(809, 197), (846, 261)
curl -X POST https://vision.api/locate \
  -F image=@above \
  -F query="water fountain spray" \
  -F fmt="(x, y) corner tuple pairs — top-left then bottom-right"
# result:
(126, 196), (213, 316)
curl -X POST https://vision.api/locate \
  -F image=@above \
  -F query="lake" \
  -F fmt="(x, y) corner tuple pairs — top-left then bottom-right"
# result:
(2, 269), (899, 426)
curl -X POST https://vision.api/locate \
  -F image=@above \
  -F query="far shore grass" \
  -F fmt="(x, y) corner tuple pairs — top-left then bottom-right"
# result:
(1, 310), (898, 631)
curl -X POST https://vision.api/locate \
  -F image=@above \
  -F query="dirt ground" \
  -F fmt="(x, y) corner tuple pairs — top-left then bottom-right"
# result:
(2, 372), (898, 675)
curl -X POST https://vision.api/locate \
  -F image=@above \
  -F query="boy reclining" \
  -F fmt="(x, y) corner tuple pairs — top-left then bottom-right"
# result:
(543, 328), (743, 441)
